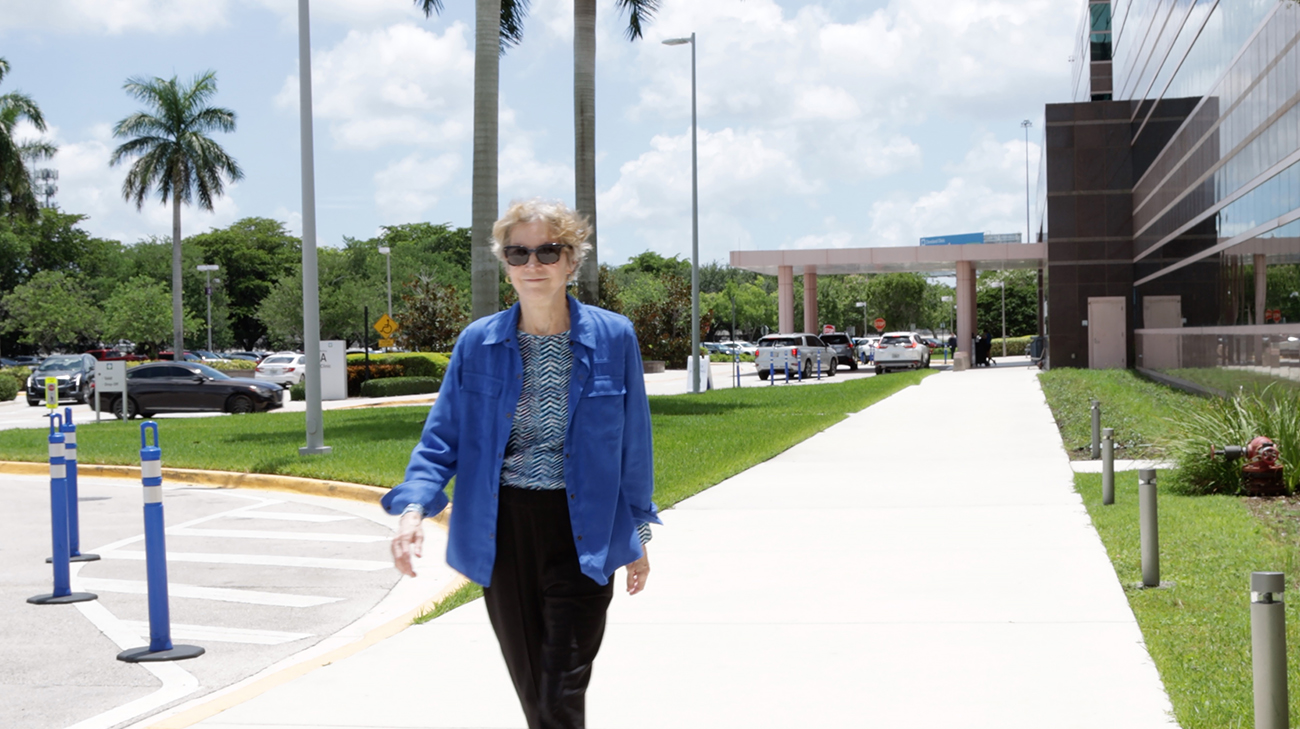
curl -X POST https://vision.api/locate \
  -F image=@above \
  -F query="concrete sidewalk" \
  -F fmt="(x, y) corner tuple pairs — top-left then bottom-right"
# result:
(165, 367), (1177, 728)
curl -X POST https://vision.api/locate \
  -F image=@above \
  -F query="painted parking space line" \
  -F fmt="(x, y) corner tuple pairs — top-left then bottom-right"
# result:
(101, 549), (391, 571)
(119, 621), (313, 646)
(226, 511), (356, 523)
(78, 578), (342, 607)
(165, 527), (388, 543)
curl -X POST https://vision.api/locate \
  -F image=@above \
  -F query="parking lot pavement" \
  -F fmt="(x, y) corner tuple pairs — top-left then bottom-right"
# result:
(3, 472), (457, 729)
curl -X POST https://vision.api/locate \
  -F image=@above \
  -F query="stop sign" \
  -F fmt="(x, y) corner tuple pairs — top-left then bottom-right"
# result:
(822, 324), (834, 335)
(873, 318), (886, 332)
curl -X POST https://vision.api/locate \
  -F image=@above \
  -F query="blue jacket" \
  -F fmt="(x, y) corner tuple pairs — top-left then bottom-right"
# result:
(381, 296), (661, 587)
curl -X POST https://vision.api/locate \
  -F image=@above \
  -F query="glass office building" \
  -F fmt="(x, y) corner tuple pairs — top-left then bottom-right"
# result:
(1044, 0), (1300, 382)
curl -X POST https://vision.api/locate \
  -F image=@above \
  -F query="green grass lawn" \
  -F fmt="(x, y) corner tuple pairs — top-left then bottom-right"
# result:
(1038, 368), (1202, 459)
(0, 370), (932, 510)
(1075, 471), (1300, 728)
(1164, 367), (1300, 398)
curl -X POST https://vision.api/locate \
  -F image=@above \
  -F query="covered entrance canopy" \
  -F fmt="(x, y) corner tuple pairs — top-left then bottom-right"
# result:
(728, 243), (1046, 362)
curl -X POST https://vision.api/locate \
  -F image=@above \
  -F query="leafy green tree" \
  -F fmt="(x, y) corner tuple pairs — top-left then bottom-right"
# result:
(0, 58), (56, 221)
(102, 275), (200, 357)
(861, 273), (929, 332)
(0, 270), (101, 352)
(703, 280), (776, 341)
(398, 275), (468, 351)
(622, 270), (710, 367)
(187, 218), (301, 349)
(976, 269), (1038, 338)
(111, 70), (242, 361)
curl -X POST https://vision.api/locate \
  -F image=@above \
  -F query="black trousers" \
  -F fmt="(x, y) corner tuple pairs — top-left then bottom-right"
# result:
(483, 487), (615, 729)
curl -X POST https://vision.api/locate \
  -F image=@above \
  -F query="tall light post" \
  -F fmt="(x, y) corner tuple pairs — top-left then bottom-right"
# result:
(855, 301), (867, 338)
(378, 245), (392, 318)
(664, 33), (700, 394)
(297, 0), (329, 455)
(196, 264), (220, 352)
(1021, 119), (1032, 244)
(992, 279), (1007, 357)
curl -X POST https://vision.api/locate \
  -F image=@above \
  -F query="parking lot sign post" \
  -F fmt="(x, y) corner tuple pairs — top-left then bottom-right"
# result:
(95, 360), (128, 423)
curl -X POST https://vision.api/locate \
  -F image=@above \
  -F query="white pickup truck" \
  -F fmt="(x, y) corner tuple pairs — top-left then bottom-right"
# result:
(754, 333), (838, 380)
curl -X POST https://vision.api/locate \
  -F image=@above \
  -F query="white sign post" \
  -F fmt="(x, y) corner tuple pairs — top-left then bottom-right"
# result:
(94, 360), (127, 422)
(320, 341), (348, 401)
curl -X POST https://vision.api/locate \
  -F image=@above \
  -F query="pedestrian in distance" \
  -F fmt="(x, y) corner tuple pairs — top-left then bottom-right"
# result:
(385, 198), (660, 729)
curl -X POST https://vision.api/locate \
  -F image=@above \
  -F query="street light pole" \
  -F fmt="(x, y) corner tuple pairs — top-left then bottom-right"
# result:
(1021, 119), (1032, 244)
(664, 33), (700, 394)
(378, 245), (392, 318)
(993, 280), (1007, 357)
(855, 301), (867, 338)
(196, 264), (220, 352)
(297, 0), (329, 455)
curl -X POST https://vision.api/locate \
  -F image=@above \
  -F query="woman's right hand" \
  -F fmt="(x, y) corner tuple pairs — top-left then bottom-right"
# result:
(391, 511), (425, 577)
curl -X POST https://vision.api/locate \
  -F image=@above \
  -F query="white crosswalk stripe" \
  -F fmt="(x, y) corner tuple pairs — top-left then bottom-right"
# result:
(165, 527), (388, 543)
(228, 511), (357, 523)
(101, 549), (391, 571)
(119, 621), (313, 646)
(78, 578), (342, 607)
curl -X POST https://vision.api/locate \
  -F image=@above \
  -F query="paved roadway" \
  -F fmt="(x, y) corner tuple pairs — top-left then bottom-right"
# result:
(3, 473), (459, 729)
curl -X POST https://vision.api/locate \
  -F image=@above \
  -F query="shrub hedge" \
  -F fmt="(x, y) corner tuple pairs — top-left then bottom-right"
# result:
(0, 373), (20, 402)
(989, 335), (1034, 356)
(290, 382), (306, 401)
(360, 376), (441, 398)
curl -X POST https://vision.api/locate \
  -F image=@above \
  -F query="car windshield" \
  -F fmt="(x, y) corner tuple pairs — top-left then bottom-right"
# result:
(760, 338), (799, 348)
(880, 336), (912, 345)
(36, 356), (83, 372)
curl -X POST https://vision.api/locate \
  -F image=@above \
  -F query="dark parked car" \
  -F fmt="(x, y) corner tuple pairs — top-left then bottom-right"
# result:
(819, 332), (859, 371)
(95, 362), (285, 419)
(26, 354), (98, 406)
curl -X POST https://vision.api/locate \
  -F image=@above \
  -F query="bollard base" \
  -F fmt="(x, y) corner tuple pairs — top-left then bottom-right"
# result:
(118, 644), (205, 663)
(298, 445), (333, 456)
(47, 553), (101, 563)
(28, 591), (97, 605)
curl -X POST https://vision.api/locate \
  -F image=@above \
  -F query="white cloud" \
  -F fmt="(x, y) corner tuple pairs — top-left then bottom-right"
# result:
(249, 0), (424, 30)
(866, 133), (1041, 247)
(275, 22), (475, 151)
(0, 0), (233, 35)
(373, 152), (462, 219)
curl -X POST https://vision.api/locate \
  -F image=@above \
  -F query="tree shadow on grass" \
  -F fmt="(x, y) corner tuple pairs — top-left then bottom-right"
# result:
(648, 399), (756, 417)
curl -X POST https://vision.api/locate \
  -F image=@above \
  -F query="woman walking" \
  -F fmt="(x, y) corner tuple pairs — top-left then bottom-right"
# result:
(384, 198), (659, 729)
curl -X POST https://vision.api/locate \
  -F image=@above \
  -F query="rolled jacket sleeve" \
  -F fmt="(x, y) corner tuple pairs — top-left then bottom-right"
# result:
(380, 345), (462, 519)
(620, 330), (661, 527)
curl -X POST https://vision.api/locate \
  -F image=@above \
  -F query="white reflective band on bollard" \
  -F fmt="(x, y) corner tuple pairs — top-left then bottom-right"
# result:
(143, 486), (163, 504)
(48, 442), (64, 459)
(142, 460), (162, 480)
(51, 463), (66, 479)
(65, 431), (76, 446)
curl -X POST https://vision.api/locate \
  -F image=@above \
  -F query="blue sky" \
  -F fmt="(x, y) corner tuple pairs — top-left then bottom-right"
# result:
(0, 0), (1078, 267)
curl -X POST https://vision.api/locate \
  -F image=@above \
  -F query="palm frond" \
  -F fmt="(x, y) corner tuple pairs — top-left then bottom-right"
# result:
(112, 112), (169, 141)
(615, 0), (660, 41)
(190, 106), (238, 135)
(0, 58), (9, 86)
(0, 91), (48, 132)
(18, 140), (57, 162)
(499, 0), (530, 53)
(414, 0), (444, 17)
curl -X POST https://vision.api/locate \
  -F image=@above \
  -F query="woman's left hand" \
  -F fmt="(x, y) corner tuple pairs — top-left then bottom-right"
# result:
(626, 546), (650, 595)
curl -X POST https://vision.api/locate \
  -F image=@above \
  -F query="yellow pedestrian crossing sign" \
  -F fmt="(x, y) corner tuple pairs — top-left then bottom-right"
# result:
(374, 313), (400, 338)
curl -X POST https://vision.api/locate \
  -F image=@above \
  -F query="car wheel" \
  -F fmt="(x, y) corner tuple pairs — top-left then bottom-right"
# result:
(828, 358), (837, 376)
(875, 366), (883, 375)
(849, 359), (858, 371)
(74, 388), (86, 404)
(802, 359), (812, 379)
(26, 397), (39, 407)
(227, 394), (255, 414)
(758, 369), (769, 381)
(110, 396), (138, 420)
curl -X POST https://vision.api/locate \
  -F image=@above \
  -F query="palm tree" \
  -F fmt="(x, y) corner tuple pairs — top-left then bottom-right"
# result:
(0, 58), (57, 220)
(110, 71), (243, 362)
(415, 0), (658, 311)
(574, 0), (659, 304)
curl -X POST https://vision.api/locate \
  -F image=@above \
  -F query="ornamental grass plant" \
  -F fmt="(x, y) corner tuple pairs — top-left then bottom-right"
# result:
(1164, 385), (1300, 495)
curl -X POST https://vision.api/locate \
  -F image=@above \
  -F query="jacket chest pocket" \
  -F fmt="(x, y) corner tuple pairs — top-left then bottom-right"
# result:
(462, 372), (503, 398)
(582, 376), (625, 430)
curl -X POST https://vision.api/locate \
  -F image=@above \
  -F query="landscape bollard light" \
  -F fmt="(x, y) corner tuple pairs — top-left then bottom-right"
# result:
(1251, 571), (1288, 729)
(1102, 427), (1115, 506)
(1139, 468), (1160, 587)
(118, 422), (204, 663)
(29, 414), (96, 605)
(59, 407), (98, 563)
(1091, 399), (1102, 459)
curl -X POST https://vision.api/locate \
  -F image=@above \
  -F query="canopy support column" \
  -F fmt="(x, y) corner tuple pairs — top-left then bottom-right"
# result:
(803, 266), (818, 334)
(778, 265), (794, 334)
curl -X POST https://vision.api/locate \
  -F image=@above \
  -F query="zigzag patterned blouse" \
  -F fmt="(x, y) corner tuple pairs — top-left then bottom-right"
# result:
(501, 330), (651, 544)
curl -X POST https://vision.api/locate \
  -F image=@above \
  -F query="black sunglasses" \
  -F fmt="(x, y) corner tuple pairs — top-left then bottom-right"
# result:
(503, 243), (568, 266)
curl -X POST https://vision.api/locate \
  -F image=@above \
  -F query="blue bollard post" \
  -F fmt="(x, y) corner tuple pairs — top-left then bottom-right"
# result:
(768, 357), (774, 386)
(29, 414), (96, 605)
(57, 407), (98, 563)
(118, 422), (204, 663)
(816, 351), (822, 379)
(784, 353), (790, 384)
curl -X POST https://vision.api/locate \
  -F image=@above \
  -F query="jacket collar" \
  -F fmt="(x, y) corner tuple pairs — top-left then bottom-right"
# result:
(481, 294), (597, 350)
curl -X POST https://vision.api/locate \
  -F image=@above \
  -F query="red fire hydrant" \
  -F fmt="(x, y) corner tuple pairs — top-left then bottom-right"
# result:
(1212, 436), (1286, 496)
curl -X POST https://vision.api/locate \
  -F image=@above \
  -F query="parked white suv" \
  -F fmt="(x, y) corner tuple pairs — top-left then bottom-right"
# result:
(873, 331), (931, 374)
(754, 333), (837, 380)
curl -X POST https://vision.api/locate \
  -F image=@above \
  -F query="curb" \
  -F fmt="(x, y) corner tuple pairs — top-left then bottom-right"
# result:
(0, 460), (452, 529)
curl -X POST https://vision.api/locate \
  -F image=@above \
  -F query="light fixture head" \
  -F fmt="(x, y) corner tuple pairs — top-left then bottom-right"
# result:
(196, 264), (220, 272)
(378, 246), (391, 254)
(662, 37), (691, 46)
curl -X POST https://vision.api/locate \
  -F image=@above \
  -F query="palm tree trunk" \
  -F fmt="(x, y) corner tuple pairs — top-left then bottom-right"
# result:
(172, 192), (184, 360)
(471, 0), (502, 320)
(574, 0), (598, 304)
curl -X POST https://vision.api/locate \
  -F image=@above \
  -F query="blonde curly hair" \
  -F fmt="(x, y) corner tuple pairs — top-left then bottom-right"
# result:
(491, 198), (593, 282)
